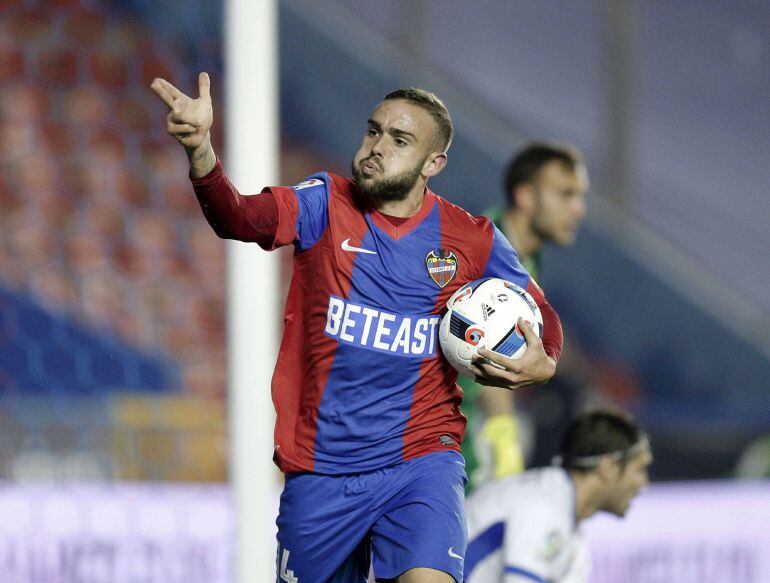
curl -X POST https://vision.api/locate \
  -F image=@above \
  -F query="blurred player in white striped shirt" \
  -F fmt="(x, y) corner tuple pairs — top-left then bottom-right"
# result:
(464, 409), (652, 582)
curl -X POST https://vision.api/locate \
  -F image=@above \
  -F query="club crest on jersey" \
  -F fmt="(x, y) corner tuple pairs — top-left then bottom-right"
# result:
(425, 249), (458, 288)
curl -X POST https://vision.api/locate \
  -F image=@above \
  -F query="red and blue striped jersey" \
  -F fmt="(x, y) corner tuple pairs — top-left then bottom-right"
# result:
(263, 171), (537, 474)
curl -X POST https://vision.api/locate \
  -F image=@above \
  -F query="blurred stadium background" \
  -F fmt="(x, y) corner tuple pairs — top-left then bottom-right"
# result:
(0, 0), (768, 581)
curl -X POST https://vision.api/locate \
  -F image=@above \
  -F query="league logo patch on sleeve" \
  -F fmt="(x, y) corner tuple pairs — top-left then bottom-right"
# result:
(425, 248), (458, 288)
(294, 178), (323, 190)
(539, 530), (563, 563)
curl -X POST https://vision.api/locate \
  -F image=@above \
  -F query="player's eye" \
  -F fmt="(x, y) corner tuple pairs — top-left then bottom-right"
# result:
(394, 138), (407, 146)
(367, 128), (379, 137)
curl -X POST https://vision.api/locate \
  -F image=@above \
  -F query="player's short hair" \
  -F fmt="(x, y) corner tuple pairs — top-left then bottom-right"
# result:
(503, 142), (583, 207)
(556, 409), (646, 473)
(384, 88), (453, 153)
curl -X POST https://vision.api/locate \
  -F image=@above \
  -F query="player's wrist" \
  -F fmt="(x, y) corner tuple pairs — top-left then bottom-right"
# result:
(541, 356), (557, 381)
(187, 138), (216, 178)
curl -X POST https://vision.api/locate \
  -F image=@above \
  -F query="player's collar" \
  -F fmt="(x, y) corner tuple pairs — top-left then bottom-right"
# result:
(370, 189), (436, 240)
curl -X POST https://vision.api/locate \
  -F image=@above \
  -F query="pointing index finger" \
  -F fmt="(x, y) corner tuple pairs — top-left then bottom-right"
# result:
(150, 78), (174, 108)
(150, 77), (187, 108)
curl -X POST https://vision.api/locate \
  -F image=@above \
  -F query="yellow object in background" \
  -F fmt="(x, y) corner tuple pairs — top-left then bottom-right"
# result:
(480, 413), (525, 479)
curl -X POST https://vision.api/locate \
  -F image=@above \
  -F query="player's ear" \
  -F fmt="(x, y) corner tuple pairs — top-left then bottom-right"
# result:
(514, 184), (536, 213)
(596, 455), (620, 482)
(422, 151), (447, 178)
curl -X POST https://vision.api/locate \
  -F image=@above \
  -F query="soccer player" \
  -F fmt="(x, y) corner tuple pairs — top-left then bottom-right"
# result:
(461, 144), (589, 489)
(150, 73), (564, 583)
(464, 409), (652, 582)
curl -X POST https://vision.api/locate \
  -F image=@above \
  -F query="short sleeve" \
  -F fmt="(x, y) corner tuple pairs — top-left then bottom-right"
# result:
(559, 533), (591, 583)
(503, 499), (564, 582)
(482, 225), (531, 290)
(263, 172), (331, 251)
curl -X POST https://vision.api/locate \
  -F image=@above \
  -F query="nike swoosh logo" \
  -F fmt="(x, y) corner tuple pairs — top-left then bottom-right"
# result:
(448, 547), (463, 560)
(341, 238), (377, 255)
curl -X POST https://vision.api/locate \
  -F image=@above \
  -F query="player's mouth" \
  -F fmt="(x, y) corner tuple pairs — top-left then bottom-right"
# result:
(360, 158), (381, 174)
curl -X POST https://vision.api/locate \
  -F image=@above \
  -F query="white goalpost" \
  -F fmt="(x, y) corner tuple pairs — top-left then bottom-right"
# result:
(225, 0), (279, 581)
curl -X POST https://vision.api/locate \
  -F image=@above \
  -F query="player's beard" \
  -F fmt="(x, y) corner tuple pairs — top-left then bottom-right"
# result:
(352, 157), (425, 203)
(531, 209), (557, 245)
(530, 191), (579, 246)
(530, 194), (562, 246)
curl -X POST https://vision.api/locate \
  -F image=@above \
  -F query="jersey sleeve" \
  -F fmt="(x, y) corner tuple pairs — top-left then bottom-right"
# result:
(191, 158), (282, 248)
(482, 225), (531, 289)
(481, 223), (563, 361)
(502, 497), (564, 583)
(191, 161), (331, 251)
(559, 536), (591, 583)
(264, 173), (331, 251)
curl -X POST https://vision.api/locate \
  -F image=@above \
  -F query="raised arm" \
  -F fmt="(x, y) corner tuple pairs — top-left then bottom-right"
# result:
(150, 73), (283, 248)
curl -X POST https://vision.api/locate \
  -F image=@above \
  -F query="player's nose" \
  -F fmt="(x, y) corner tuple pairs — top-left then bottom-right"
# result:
(370, 135), (385, 157)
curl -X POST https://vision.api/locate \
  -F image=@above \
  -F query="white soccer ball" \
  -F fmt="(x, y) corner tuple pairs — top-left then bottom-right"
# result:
(439, 277), (543, 374)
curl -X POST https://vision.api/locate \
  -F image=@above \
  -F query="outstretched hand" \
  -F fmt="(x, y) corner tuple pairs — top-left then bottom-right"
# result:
(468, 318), (556, 390)
(150, 72), (213, 152)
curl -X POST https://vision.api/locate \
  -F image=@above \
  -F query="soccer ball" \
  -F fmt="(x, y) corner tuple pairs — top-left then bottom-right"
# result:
(439, 277), (543, 374)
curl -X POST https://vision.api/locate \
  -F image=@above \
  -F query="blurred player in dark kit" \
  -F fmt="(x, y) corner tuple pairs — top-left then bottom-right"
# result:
(461, 143), (588, 490)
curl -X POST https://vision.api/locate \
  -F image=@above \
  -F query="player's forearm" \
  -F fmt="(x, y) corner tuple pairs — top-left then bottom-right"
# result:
(190, 159), (279, 247)
(538, 298), (563, 362)
(187, 137), (217, 178)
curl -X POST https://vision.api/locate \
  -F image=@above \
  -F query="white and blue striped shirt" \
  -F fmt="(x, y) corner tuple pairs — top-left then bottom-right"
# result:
(465, 467), (589, 582)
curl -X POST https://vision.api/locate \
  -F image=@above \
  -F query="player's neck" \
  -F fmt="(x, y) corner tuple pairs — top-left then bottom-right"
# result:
(505, 209), (542, 261)
(570, 471), (602, 522)
(376, 184), (427, 218)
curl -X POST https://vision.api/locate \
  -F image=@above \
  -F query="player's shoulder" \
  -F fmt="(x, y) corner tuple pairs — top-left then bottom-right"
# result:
(474, 467), (571, 513)
(292, 171), (333, 191)
(317, 172), (353, 193)
(522, 467), (574, 500)
(324, 171), (353, 188)
(291, 171), (357, 202)
(510, 469), (574, 527)
(433, 193), (494, 232)
(468, 469), (572, 540)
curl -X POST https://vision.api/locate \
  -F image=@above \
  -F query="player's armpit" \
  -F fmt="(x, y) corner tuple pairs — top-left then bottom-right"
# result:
(191, 159), (280, 248)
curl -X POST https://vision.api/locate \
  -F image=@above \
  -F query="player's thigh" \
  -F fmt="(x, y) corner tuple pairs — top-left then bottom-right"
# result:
(371, 452), (467, 583)
(277, 472), (373, 583)
(376, 567), (455, 583)
(398, 567), (456, 582)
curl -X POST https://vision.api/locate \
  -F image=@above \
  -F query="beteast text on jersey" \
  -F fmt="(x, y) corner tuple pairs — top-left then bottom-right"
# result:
(325, 296), (440, 357)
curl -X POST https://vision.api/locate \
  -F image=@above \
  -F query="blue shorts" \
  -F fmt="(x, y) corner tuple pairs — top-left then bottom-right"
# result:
(276, 450), (467, 582)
